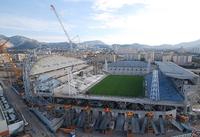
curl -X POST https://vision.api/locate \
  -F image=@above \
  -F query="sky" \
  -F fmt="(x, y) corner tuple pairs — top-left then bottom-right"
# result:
(1, 0), (200, 45)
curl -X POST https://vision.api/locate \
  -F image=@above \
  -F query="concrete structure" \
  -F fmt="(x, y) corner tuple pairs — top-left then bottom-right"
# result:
(25, 55), (107, 97)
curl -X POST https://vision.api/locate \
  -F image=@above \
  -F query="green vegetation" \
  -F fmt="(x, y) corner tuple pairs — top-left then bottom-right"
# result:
(89, 75), (144, 97)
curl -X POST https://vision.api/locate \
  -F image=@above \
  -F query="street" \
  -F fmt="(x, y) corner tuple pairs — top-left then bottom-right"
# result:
(1, 81), (55, 137)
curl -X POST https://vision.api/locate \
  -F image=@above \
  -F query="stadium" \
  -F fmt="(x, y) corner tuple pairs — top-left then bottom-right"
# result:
(23, 54), (199, 136)
(25, 55), (198, 105)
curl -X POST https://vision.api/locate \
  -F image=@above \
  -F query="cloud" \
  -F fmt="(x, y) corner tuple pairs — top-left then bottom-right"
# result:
(93, 0), (146, 12)
(91, 0), (200, 45)
(0, 14), (74, 33)
(63, 0), (93, 2)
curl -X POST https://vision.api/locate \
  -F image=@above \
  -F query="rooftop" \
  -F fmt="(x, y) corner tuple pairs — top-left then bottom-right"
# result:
(156, 61), (198, 80)
(30, 55), (85, 76)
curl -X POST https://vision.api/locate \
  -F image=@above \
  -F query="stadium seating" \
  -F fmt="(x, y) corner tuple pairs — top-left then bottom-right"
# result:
(145, 71), (184, 102)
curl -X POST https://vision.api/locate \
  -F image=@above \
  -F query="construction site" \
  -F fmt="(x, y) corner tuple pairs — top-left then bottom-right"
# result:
(0, 4), (200, 137)
(17, 50), (199, 136)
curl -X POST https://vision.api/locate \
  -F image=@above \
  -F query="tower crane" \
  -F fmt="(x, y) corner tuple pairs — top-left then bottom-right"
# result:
(0, 39), (22, 83)
(50, 4), (73, 52)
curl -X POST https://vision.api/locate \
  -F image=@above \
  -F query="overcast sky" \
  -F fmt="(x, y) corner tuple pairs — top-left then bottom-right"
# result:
(1, 0), (200, 45)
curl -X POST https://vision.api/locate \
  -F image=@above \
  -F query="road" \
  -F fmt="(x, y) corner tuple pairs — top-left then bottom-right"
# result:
(1, 81), (55, 137)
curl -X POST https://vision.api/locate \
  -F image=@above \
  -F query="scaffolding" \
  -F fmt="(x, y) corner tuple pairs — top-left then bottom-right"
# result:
(23, 54), (33, 100)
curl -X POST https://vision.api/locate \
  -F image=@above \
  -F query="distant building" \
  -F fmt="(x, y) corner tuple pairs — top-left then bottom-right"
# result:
(116, 51), (155, 62)
(192, 47), (200, 54)
(95, 53), (117, 63)
(162, 55), (172, 62)
(161, 52), (192, 66)
(154, 52), (163, 61)
(144, 51), (154, 62)
(172, 55), (192, 65)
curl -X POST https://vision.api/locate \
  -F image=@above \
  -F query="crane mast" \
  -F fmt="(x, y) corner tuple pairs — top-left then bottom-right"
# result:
(0, 39), (21, 82)
(50, 4), (73, 52)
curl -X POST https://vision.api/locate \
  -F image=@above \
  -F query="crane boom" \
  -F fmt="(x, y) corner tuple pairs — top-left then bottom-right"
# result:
(0, 39), (9, 48)
(50, 4), (73, 51)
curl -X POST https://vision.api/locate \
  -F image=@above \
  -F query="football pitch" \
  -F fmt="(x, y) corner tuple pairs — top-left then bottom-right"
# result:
(89, 75), (144, 97)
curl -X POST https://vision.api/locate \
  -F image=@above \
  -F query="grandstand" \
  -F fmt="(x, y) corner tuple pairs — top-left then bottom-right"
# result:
(106, 61), (148, 75)
(153, 61), (199, 103)
(150, 70), (160, 101)
(145, 71), (184, 102)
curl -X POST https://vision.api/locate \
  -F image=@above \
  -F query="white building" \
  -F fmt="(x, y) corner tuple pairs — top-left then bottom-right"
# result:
(118, 51), (155, 62)
(192, 47), (200, 54)
(172, 55), (192, 65)
(162, 55), (172, 62)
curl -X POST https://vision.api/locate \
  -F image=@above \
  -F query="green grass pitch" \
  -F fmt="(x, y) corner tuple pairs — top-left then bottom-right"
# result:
(89, 75), (144, 97)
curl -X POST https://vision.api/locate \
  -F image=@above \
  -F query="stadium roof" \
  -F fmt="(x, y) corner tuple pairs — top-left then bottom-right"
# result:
(156, 61), (199, 80)
(30, 55), (85, 76)
(108, 61), (147, 68)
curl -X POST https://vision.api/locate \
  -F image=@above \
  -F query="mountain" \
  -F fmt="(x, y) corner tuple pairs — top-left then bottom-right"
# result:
(0, 35), (109, 50)
(112, 43), (149, 49)
(9, 35), (41, 49)
(41, 42), (77, 49)
(80, 40), (110, 49)
(112, 39), (200, 50)
(0, 34), (200, 50)
(0, 34), (7, 39)
(81, 40), (106, 46)
(0, 35), (77, 50)
(174, 39), (200, 49)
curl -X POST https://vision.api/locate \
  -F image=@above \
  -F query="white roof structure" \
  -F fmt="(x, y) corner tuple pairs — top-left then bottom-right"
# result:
(30, 55), (85, 76)
(156, 61), (198, 80)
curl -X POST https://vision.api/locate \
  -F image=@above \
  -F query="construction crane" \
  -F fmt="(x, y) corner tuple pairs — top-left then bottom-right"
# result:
(0, 39), (22, 83)
(0, 39), (9, 50)
(50, 4), (73, 52)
